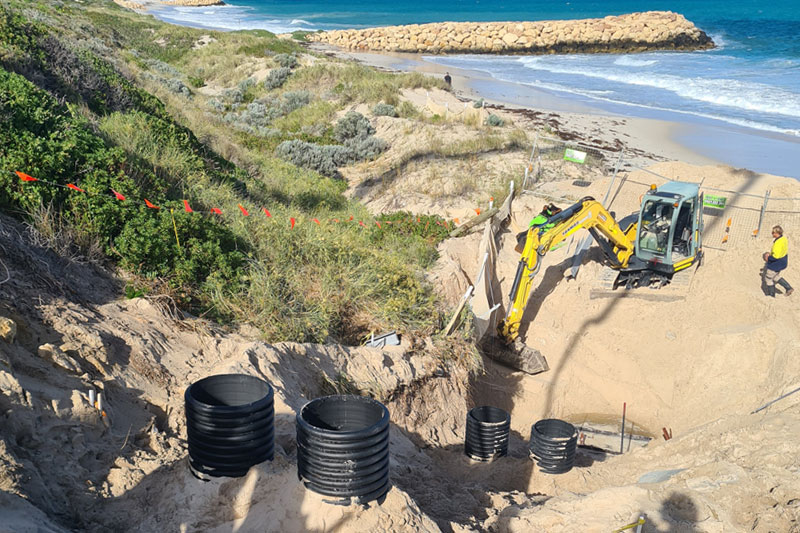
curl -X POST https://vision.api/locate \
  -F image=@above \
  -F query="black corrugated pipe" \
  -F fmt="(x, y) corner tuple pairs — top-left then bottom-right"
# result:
(464, 406), (510, 461)
(529, 418), (577, 474)
(296, 395), (390, 504)
(185, 374), (274, 479)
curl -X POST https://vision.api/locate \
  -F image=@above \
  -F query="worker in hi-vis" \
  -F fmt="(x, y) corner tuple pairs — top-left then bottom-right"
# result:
(763, 225), (793, 297)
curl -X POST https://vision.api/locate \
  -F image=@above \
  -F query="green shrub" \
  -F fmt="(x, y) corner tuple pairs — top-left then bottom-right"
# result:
(486, 113), (504, 127)
(375, 212), (452, 245)
(263, 66), (291, 90)
(473, 98), (484, 108)
(334, 111), (374, 142)
(372, 103), (397, 117)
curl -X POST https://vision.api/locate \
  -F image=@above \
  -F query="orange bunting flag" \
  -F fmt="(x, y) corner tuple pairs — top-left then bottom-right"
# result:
(238, 204), (250, 216)
(349, 215), (354, 221)
(375, 221), (381, 229)
(475, 208), (481, 216)
(332, 218), (339, 223)
(183, 200), (193, 213)
(290, 217), (296, 229)
(313, 218), (320, 225)
(211, 208), (222, 215)
(385, 221), (393, 225)
(424, 221), (430, 231)
(144, 199), (159, 209)
(454, 218), (460, 225)
(112, 189), (126, 201)
(417, 217), (421, 223)
(67, 183), (85, 192)
(16, 171), (38, 182)
(358, 221), (366, 227)
(262, 208), (271, 218)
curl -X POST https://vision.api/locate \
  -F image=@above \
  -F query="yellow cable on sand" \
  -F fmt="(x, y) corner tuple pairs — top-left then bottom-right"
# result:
(612, 516), (645, 533)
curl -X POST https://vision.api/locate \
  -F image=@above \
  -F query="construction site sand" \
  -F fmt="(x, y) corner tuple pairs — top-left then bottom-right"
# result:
(3, 83), (800, 531)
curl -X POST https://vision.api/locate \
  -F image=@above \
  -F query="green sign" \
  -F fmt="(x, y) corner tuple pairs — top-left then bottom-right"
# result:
(703, 194), (727, 209)
(564, 148), (587, 164)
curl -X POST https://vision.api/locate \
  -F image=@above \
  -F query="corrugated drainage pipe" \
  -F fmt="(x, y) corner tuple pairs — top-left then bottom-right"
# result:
(185, 374), (274, 479)
(529, 418), (577, 474)
(296, 395), (390, 504)
(465, 406), (510, 461)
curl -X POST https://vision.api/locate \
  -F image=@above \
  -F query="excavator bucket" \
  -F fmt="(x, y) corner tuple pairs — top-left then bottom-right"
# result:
(480, 336), (549, 375)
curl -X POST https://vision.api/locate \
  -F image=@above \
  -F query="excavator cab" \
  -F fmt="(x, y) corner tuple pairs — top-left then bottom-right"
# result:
(632, 182), (702, 273)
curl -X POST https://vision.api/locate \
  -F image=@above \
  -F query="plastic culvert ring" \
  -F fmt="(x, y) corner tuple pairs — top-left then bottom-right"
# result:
(296, 395), (390, 504)
(529, 418), (577, 474)
(185, 374), (274, 479)
(464, 406), (510, 461)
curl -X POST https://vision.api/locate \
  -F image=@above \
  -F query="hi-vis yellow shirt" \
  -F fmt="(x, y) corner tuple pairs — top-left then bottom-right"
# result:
(772, 235), (788, 259)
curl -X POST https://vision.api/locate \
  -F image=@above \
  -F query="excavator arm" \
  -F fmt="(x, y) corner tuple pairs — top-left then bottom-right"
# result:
(498, 197), (636, 343)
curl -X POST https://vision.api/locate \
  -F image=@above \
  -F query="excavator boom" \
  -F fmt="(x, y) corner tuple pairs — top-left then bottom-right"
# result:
(499, 197), (635, 342)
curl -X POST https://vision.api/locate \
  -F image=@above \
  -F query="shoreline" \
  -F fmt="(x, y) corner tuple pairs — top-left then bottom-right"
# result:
(311, 44), (799, 180)
(312, 44), (721, 169)
(121, 1), (799, 180)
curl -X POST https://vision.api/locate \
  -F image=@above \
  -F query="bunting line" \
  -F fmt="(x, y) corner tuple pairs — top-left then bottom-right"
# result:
(10, 169), (466, 233)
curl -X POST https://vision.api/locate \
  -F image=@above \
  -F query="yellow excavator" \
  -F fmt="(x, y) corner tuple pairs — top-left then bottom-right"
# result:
(498, 181), (703, 350)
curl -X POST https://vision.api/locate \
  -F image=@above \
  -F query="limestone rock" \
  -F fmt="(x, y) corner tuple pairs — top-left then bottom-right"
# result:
(308, 11), (713, 54)
(38, 343), (82, 374)
(0, 317), (17, 343)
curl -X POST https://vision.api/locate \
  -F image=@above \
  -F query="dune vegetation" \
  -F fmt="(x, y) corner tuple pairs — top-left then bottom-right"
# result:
(0, 0), (458, 344)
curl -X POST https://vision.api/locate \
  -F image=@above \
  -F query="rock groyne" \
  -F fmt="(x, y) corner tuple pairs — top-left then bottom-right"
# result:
(309, 11), (713, 55)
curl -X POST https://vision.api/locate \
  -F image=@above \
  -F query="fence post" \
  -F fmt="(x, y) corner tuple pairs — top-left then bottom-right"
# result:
(756, 190), (770, 237)
(567, 149), (626, 279)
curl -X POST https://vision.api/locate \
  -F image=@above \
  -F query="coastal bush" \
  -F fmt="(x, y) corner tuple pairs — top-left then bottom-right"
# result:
(282, 90), (311, 114)
(163, 77), (191, 97)
(344, 136), (388, 161)
(273, 53), (298, 69)
(486, 113), (504, 127)
(372, 103), (397, 117)
(473, 98), (484, 108)
(145, 58), (182, 78)
(334, 111), (374, 142)
(275, 140), (353, 178)
(264, 67), (291, 90)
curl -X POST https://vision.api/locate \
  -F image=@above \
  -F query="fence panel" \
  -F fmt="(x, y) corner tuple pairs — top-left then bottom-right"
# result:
(524, 135), (622, 190)
(763, 196), (800, 237)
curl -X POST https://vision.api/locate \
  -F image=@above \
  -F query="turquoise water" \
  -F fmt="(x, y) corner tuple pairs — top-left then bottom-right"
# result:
(151, 0), (800, 175)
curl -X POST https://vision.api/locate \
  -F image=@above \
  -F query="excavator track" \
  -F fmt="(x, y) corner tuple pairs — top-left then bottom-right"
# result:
(590, 266), (693, 301)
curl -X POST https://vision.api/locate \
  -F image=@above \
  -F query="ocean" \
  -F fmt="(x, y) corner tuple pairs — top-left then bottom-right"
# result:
(150, 0), (800, 177)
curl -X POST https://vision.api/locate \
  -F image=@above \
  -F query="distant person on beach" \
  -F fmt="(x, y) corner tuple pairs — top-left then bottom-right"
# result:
(763, 225), (793, 297)
(444, 72), (452, 88)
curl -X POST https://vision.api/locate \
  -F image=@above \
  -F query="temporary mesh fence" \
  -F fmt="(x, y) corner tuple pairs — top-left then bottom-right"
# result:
(523, 134), (623, 191)
(521, 134), (800, 254)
